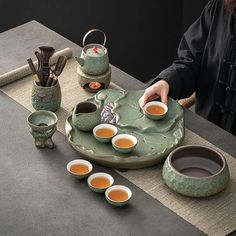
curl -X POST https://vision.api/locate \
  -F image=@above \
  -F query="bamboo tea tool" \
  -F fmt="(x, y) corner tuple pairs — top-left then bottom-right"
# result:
(51, 56), (67, 86)
(27, 58), (41, 86)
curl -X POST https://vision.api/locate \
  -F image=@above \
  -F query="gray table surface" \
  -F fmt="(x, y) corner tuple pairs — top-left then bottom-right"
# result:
(0, 20), (235, 236)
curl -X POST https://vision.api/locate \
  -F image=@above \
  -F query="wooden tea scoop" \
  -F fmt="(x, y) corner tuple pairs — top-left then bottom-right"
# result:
(51, 56), (67, 86)
(27, 58), (42, 86)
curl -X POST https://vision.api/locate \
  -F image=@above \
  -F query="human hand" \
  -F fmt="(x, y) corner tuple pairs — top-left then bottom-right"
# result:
(139, 80), (170, 108)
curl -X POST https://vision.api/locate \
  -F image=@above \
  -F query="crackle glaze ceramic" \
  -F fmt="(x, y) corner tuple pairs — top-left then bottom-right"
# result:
(75, 29), (109, 75)
(72, 93), (107, 131)
(32, 81), (61, 112)
(162, 145), (230, 197)
(112, 134), (137, 154)
(144, 101), (168, 120)
(77, 65), (111, 89)
(93, 124), (118, 143)
(65, 89), (184, 169)
(27, 110), (58, 149)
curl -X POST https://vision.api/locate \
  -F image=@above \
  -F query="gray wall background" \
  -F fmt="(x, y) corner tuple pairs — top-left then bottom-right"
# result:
(0, 0), (208, 82)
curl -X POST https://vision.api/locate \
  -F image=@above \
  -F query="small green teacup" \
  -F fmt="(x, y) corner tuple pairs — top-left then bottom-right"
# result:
(67, 159), (93, 179)
(93, 123), (118, 143)
(143, 101), (168, 120)
(105, 185), (132, 207)
(87, 172), (114, 193)
(112, 134), (137, 154)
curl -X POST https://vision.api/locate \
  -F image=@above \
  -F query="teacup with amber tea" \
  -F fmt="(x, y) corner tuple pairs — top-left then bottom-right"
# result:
(105, 185), (132, 206)
(143, 101), (168, 120)
(112, 134), (137, 154)
(93, 123), (118, 143)
(87, 172), (114, 193)
(67, 159), (93, 179)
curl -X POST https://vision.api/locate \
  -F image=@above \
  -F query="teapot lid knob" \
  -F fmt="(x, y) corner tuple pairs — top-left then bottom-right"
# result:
(97, 93), (107, 101)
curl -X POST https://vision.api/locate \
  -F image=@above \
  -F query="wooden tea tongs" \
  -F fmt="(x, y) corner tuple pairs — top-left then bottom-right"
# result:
(27, 58), (42, 86)
(46, 56), (67, 86)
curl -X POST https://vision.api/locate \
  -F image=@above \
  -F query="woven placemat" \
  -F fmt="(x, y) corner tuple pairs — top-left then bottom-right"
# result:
(1, 55), (236, 236)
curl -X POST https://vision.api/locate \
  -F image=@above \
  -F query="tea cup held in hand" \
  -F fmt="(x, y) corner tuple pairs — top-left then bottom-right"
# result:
(87, 172), (114, 193)
(93, 124), (118, 143)
(112, 134), (137, 154)
(67, 159), (93, 179)
(143, 101), (168, 120)
(105, 185), (132, 207)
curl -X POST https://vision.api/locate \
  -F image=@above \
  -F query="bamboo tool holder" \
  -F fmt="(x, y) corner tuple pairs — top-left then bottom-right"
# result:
(0, 48), (72, 87)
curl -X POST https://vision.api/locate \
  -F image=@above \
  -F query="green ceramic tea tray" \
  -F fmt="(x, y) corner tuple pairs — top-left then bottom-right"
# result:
(65, 89), (184, 169)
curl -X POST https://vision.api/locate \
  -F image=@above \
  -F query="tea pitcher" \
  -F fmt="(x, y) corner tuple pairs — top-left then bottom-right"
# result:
(72, 93), (107, 131)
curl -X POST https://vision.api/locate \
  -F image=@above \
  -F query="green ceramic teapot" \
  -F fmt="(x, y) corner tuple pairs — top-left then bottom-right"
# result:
(72, 93), (107, 131)
(75, 29), (109, 75)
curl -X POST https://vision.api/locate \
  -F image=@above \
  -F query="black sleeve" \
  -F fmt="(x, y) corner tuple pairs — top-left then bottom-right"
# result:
(152, 0), (217, 99)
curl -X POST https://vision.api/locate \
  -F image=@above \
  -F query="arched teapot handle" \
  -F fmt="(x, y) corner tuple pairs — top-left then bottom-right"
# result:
(83, 29), (107, 47)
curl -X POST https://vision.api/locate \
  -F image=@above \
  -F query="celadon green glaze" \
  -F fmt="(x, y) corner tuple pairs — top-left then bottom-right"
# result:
(105, 197), (129, 207)
(32, 81), (61, 112)
(28, 110), (58, 149)
(77, 65), (111, 88)
(65, 89), (184, 169)
(76, 44), (109, 75)
(72, 93), (107, 131)
(162, 156), (230, 197)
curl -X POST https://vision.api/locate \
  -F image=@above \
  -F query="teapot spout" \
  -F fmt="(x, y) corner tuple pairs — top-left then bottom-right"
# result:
(75, 57), (84, 66)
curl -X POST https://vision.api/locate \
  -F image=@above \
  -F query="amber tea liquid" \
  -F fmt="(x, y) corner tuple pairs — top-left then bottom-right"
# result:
(108, 189), (129, 202)
(70, 164), (89, 175)
(146, 105), (165, 115)
(115, 138), (134, 148)
(91, 177), (110, 188)
(96, 128), (115, 138)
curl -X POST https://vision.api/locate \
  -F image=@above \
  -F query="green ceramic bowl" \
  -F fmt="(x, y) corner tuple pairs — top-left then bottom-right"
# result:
(27, 110), (58, 132)
(162, 145), (230, 197)
(66, 159), (93, 179)
(105, 185), (132, 207)
(87, 172), (114, 193)
(112, 134), (137, 154)
(93, 123), (118, 143)
(143, 101), (168, 120)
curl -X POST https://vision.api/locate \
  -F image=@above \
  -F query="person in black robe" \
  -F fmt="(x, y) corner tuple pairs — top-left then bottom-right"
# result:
(139, 0), (236, 135)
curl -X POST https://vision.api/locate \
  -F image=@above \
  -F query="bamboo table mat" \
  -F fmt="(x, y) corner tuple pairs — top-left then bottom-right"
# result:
(1, 49), (236, 236)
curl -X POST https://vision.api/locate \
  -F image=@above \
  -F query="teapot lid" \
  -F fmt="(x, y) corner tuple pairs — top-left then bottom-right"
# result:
(84, 44), (106, 57)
